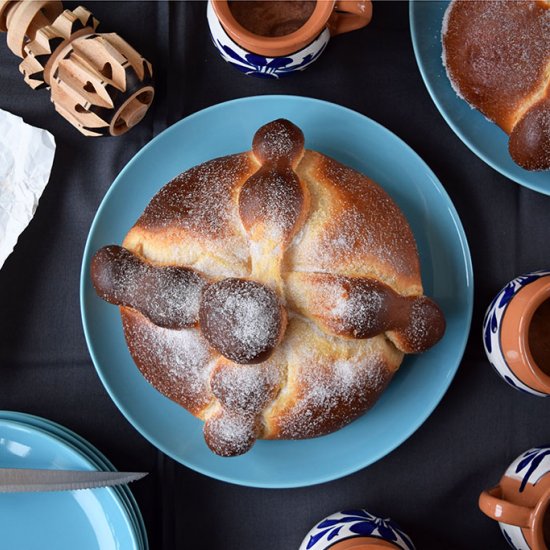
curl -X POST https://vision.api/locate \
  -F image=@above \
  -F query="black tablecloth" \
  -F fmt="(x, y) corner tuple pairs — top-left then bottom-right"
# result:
(1, 2), (549, 549)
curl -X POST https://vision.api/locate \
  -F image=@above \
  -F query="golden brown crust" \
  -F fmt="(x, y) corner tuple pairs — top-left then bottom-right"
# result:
(135, 153), (254, 238)
(442, 0), (550, 170)
(288, 151), (422, 293)
(94, 119), (445, 456)
(121, 307), (215, 418)
(123, 153), (255, 279)
(264, 317), (399, 439)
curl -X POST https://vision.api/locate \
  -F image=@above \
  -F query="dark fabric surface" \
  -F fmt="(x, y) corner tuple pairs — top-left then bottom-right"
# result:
(0, 1), (549, 549)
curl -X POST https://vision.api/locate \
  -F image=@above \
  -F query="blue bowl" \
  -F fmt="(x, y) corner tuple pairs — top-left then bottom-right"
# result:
(81, 95), (473, 488)
(410, 0), (550, 194)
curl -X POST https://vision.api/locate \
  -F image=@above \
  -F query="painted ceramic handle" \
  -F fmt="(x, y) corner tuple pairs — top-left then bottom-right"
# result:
(329, 0), (372, 36)
(478, 486), (532, 528)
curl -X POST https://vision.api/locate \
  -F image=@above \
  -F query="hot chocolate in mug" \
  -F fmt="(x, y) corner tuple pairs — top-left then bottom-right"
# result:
(483, 270), (550, 396)
(299, 509), (415, 550)
(207, 0), (372, 77)
(479, 446), (550, 550)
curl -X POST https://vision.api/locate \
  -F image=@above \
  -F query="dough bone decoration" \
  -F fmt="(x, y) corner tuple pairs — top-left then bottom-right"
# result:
(91, 119), (446, 457)
(0, 0), (154, 136)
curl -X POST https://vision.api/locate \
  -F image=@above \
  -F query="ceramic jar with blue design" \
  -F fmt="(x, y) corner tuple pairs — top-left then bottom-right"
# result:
(299, 509), (415, 550)
(207, 1), (372, 78)
(479, 446), (550, 550)
(483, 270), (550, 396)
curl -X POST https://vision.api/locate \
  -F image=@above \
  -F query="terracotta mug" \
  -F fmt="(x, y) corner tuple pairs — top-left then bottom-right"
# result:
(483, 270), (550, 397)
(299, 509), (415, 550)
(207, 0), (372, 78)
(479, 446), (550, 550)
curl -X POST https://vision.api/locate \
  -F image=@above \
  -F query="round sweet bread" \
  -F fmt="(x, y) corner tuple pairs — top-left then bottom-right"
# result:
(442, 0), (550, 171)
(91, 119), (445, 456)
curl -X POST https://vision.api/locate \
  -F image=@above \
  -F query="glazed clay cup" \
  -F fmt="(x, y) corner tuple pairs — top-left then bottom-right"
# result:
(483, 270), (550, 396)
(207, 0), (372, 77)
(479, 446), (550, 550)
(299, 509), (415, 550)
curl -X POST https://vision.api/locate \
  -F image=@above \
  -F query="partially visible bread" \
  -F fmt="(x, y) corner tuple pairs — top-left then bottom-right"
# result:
(442, 0), (550, 171)
(91, 119), (445, 457)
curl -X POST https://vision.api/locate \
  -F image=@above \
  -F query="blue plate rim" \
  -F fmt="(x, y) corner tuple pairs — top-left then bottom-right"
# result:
(80, 94), (474, 488)
(409, 0), (549, 194)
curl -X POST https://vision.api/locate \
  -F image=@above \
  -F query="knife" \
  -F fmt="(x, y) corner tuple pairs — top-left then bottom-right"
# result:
(0, 469), (147, 493)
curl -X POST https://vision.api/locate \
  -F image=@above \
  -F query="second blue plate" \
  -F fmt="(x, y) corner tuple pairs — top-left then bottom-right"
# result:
(410, 0), (550, 194)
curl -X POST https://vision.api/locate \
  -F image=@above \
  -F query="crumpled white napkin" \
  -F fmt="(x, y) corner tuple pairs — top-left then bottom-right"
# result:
(0, 109), (56, 269)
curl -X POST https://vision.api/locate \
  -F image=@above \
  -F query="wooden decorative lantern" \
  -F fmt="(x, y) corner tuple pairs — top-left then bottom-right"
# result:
(0, 0), (154, 136)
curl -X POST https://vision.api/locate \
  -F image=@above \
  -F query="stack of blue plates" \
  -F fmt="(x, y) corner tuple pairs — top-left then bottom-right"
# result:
(0, 411), (147, 550)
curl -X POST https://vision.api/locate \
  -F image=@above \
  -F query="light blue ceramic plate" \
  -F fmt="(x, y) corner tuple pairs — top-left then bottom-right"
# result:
(410, 1), (550, 194)
(0, 418), (145, 550)
(0, 412), (148, 550)
(0, 419), (140, 550)
(81, 95), (473, 488)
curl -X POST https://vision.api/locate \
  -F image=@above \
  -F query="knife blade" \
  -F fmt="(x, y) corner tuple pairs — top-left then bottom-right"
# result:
(0, 469), (147, 493)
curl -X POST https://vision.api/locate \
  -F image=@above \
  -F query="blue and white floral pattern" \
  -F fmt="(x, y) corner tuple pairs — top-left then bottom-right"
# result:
(482, 270), (550, 397)
(494, 446), (550, 550)
(499, 523), (530, 550)
(207, 2), (330, 78)
(508, 446), (550, 492)
(299, 509), (415, 550)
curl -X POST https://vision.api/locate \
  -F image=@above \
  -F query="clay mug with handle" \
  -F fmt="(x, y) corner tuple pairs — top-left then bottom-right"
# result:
(207, 0), (372, 78)
(479, 446), (550, 550)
